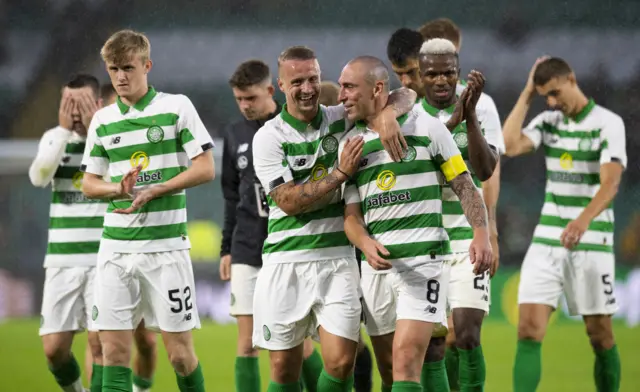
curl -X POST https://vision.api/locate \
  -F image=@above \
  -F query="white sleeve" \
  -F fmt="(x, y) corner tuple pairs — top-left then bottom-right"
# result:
(28, 127), (73, 187)
(477, 93), (505, 155)
(600, 114), (627, 168)
(521, 112), (550, 150)
(252, 126), (294, 194)
(80, 114), (109, 176)
(423, 116), (469, 182)
(176, 95), (215, 159)
(322, 103), (354, 131)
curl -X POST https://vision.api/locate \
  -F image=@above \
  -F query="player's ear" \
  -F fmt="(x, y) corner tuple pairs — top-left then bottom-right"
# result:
(145, 59), (153, 74)
(267, 84), (275, 96)
(567, 72), (577, 86)
(277, 78), (285, 93)
(97, 98), (104, 108)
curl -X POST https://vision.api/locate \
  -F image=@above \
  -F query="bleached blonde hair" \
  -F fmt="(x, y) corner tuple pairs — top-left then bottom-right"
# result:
(419, 38), (457, 56)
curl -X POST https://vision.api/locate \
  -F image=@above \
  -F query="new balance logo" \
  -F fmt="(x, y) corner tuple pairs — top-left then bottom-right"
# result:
(294, 158), (307, 167)
(184, 313), (192, 321)
(481, 294), (489, 302)
(426, 305), (437, 314)
(360, 158), (368, 167)
(110, 136), (121, 145)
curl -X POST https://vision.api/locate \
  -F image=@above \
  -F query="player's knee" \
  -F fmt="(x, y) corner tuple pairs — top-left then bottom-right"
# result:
(393, 345), (423, 380)
(424, 336), (446, 362)
(455, 324), (481, 350)
(585, 317), (615, 351)
(42, 340), (69, 366)
(135, 332), (157, 358)
(517, 315), (545, 342)
(324, 351), (356, 380)
(88, 333), (103, 362)
(167, 344), (197, 375)
(270, 354), (301, 383)
(101, 339), (131, 367)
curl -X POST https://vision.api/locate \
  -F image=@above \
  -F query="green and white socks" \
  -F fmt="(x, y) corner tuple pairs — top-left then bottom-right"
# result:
(133, 374), (154, 392)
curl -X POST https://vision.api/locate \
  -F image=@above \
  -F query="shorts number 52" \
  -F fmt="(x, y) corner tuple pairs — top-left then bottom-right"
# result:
(168, 286), (193, 313)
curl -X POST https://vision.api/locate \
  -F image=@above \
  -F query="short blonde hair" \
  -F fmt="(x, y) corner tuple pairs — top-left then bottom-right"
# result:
(101, 29), (151, 65)
(420, 38), (457, 56)
(319, 81), (340, 106)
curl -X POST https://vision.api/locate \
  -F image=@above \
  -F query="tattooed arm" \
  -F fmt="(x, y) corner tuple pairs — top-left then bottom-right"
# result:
(269, 171), (347, 216)
(386, 87), (418, 117)
(449, 172), (489, 229)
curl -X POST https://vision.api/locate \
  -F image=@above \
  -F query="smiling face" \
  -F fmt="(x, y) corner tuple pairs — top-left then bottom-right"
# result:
(278, 58), (321, 120)
(420, 52), (459, 108)
(338, 62), (377, 121)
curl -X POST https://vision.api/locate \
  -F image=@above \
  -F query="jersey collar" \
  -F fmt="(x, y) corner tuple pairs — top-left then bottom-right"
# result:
(567, 98), (595, 124)
(421, 97), (455, 117)
(280, 103), (323, 132)
(116, 86), (157, 115)
(354, 113), (409, 130)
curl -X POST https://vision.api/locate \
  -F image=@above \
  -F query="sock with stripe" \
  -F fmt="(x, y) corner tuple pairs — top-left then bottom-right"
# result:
(132, 373), (153, 392)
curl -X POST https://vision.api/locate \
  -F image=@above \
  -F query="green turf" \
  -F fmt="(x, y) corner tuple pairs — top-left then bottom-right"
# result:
(1, 319), (638, 391)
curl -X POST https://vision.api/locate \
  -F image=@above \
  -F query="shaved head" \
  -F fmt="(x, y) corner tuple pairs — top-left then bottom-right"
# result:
(339, 56), (390, 121)
(347, 56), (390, 93)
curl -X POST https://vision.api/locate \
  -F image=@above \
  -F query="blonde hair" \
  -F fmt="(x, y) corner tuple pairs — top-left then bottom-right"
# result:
(101, 29), (151, 65)
(420, 38), (457, 56)
(319, 81), (340, 106)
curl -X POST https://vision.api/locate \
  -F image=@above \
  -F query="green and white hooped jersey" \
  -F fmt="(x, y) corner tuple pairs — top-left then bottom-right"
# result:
(522, 99), (626, 253)
(341, 107), (469, 273)
(43, 130), (108, 267)
(81, 87), (214, 254)
(416, 97), (505, 254)
(252, 104), (353, 264)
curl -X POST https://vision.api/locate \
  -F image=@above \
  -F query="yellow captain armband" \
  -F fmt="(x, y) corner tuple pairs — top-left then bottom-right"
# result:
(440, 154), (468, 182)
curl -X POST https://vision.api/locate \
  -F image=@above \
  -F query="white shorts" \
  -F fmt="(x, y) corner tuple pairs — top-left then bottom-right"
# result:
(518, 243), (618, 316)
(230, 264), (260, 316)
(93, 250), (201, 333)
(448, 253), (491, 313)
(252, 258), (362, 350)
(39, 266), (96, 336)
(360, 262), (449, 337)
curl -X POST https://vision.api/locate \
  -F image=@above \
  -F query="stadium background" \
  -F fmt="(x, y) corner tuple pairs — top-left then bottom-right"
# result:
(1, 1), (640, 390)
